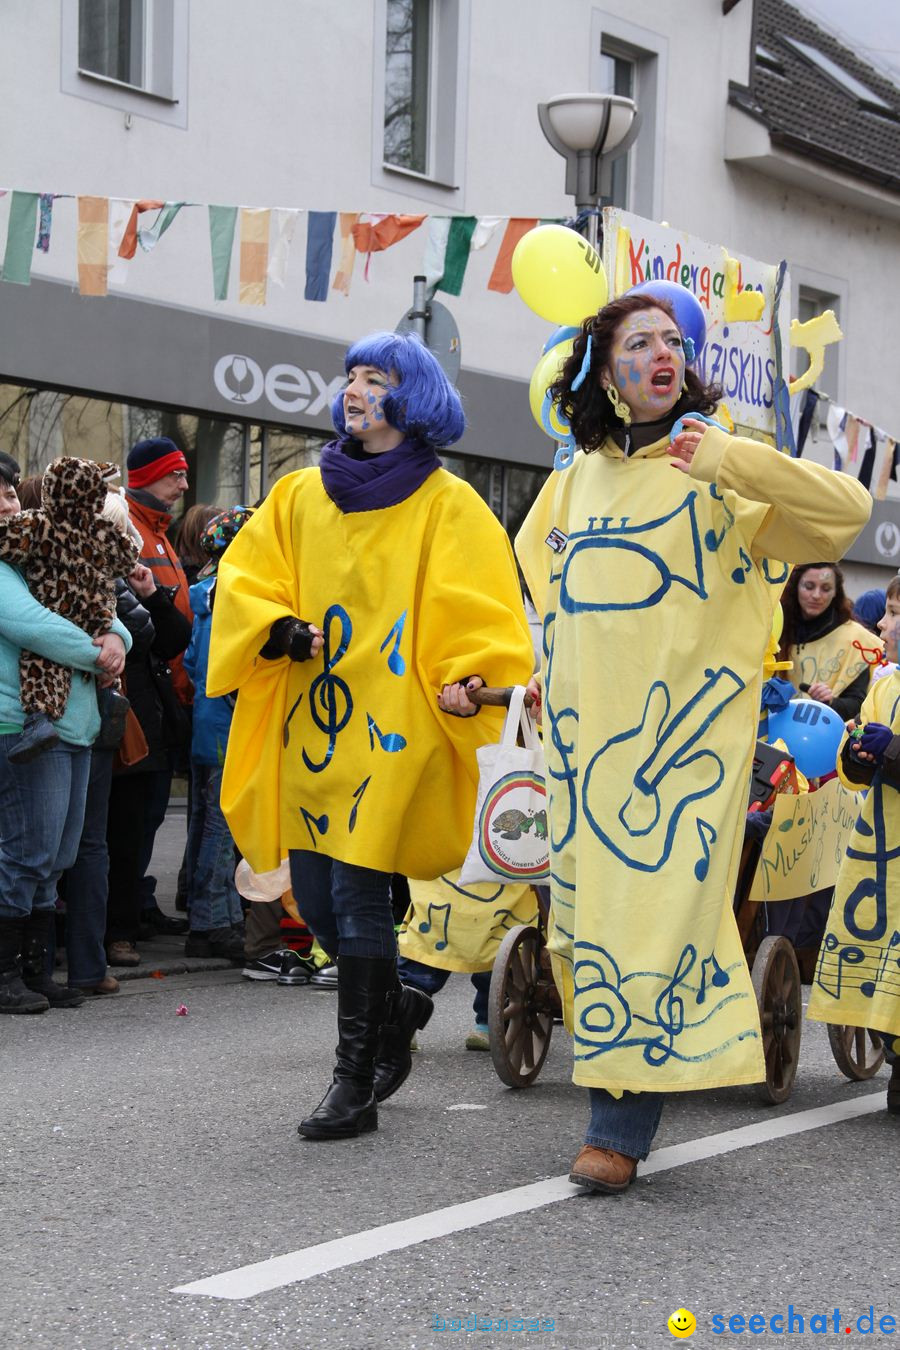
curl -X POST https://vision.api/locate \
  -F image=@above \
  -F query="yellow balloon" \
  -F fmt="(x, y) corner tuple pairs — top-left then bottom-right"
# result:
(528, 339), (575, 432)
(512, 224), (609, 326)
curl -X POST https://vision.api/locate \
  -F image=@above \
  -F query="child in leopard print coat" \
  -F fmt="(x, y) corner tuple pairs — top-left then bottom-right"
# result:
(0, 456), (139, 763)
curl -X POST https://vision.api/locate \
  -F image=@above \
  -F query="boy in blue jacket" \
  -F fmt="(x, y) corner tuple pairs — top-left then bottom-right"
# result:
(183, 508), (254, 959)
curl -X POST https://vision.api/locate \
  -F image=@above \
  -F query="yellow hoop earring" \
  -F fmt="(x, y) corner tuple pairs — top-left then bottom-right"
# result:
(605, 384), (632, 426)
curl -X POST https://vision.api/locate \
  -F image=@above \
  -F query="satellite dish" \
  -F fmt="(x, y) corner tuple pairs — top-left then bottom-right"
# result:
(395, 297), (461, 385)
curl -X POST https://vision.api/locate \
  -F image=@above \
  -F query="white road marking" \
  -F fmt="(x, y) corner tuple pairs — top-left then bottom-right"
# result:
(173, 1091), (884, 1301)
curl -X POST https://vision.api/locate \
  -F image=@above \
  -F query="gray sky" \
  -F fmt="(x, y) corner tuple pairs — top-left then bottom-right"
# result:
(786, 0), (900, 86)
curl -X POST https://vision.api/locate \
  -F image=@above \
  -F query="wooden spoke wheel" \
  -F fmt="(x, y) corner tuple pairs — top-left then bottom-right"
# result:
(488, 924), (554, 1088)
(752, 936), (802, 1105)
(827, 1023), (885, 1081)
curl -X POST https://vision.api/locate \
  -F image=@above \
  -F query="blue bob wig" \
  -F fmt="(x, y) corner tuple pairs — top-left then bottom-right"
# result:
(331, 331), (466, 448)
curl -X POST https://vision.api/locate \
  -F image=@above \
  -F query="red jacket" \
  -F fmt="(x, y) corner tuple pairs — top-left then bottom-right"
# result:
(126, 489), (193, 704)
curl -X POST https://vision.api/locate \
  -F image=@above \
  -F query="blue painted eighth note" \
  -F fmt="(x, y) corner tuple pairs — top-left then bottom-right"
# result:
(299, 807), (329, 847)
(367, 714), (407, 754)
(380, 611), (407, 676)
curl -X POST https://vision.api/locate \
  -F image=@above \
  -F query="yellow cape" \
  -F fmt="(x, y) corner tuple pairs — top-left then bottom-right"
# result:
(808, 672), (900, 1042)
(787, 618), (882, 698)
(207, 466), (534, 879)
(516, 424), (870, 1093)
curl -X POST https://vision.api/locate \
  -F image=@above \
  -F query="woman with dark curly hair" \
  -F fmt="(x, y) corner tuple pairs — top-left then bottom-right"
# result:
(777, 562), (881, 721)
(516, 291), (871, 1194)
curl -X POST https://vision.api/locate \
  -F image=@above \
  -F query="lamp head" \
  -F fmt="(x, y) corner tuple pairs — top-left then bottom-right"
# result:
(539, 93), (637, 157)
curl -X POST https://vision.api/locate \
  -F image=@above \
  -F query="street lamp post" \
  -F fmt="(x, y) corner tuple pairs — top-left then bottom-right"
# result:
(537, 93), (641, 250)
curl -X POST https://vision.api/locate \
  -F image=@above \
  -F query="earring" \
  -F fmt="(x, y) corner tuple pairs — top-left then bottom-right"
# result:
(605, 384), (632, 426)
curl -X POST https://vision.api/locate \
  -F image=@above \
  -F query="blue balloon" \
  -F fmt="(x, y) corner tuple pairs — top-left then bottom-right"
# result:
(765, 699), (845, 780)
(541, 324), (580, 355)
(625, 280), (707, 361)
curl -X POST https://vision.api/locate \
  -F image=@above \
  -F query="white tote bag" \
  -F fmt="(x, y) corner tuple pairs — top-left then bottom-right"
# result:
(459, 685), (549, 885)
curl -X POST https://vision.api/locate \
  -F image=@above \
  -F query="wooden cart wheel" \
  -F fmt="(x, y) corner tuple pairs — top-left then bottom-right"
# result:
(751, 936), (802, 1104)
(827, 1023), (885, 1081)
(488, 924), (554, 1088)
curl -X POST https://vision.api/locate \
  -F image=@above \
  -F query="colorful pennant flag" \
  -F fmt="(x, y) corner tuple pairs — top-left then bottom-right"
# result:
(488, 218), (537, 293)
(77, 195), (110, 296)
(422, 216), (451, 293)
(268, 208), (300, 288)
(437, 216), (477, 296)
(471, 216), (504, 251)
(208, 205), (238, 301)
(332, 212), (360, 295)
(304, 211), (336, 302)
(36, 193), (57, 254)
(138, 202), (183, 252)
(118, 200), (165, 258)
(2, 191), (39, 284)
(239, 207), (270, 306)
(352, 213), (426, 278)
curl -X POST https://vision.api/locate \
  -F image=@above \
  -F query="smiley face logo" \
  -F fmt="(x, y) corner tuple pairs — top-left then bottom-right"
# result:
(667, 1308), (697, 1338)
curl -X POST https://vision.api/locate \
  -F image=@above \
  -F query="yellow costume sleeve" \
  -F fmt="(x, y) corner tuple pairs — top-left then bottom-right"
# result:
(690, 426), (872, 563)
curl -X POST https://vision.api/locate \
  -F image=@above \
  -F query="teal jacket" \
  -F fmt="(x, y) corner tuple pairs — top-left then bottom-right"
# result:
(0, 561), (132, 747)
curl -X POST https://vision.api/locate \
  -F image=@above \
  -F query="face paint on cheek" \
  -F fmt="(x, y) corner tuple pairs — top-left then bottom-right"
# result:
(615, 357), (641, 386)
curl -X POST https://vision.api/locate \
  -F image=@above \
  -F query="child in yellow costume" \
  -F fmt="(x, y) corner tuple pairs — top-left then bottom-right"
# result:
(515, 293), (871, 1194)
(807, 671), (900, 1114)
(207, 331), (533, 1141)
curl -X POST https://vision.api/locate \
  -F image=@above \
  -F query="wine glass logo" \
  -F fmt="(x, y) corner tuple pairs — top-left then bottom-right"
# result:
(213, 353), (264, 406)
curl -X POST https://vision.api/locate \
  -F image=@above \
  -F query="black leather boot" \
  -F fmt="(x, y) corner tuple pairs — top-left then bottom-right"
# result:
(298, 955), (395, 1140)
(0, 916), (50, 1014)
(373, 981), (434, 1102)
(21, 909), (85, 1008)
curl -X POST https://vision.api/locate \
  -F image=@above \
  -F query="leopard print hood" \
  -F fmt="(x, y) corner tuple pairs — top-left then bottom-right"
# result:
(41, 457), (119, 522)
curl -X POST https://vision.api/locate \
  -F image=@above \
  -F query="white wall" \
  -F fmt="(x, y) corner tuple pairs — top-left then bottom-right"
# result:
(0, 0), (896, 440)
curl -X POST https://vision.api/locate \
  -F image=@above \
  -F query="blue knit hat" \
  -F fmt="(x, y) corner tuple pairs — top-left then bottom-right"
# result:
(126, 437), (188, 488)
(852, 589), (886, 630)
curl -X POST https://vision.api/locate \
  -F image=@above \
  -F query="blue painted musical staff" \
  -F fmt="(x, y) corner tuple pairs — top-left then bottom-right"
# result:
(299, 807), (329, 848)
(348, 775), (371, 834)
(367, 714), (407, 754)
(816, 934), (866, 999)
(379, 610), (408, 676)
(418, 901), (450, 950)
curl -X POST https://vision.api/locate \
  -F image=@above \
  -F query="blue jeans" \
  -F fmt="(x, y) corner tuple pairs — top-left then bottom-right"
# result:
(398, 955), (491, 1025)
(288, 850), (397, 960)
(586, 1088), (666, 1161)
(185, 763), (243, 931)
(63, 747), (114, 985)
(0, 735), (91, 920)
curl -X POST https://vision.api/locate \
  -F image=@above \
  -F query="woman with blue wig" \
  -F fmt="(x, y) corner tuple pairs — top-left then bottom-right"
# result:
(208, 331), (534, 1140)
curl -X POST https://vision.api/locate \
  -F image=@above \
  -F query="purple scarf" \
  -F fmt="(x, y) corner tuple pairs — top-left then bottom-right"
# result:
(319, 438), (441, 514)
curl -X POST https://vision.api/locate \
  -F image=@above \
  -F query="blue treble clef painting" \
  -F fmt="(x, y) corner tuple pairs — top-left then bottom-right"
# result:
(302, 604), (353, 773)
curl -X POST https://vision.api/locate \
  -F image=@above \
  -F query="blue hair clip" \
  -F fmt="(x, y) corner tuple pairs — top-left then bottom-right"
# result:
(570, 334), (593, 393)
(683, 335), (696, 363)
(669, 411), (731, 440)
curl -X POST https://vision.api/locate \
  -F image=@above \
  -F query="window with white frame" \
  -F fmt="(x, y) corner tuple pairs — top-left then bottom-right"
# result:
(590, 13), (667, 220)
(63, 0), (187, 126)
(374, 0), (469, 200)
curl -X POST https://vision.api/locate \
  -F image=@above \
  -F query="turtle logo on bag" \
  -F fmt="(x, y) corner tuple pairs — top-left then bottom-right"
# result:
(477, 771), (549, 880)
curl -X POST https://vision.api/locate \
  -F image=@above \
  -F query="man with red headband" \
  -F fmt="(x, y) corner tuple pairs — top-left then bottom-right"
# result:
(122, 437), (193, 940)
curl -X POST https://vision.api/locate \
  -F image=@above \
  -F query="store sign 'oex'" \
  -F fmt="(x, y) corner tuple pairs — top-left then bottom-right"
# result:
(213, 354), (345, 416)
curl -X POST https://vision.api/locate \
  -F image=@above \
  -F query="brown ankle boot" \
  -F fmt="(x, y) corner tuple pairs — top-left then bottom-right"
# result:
(569, 1144), (638, 1194)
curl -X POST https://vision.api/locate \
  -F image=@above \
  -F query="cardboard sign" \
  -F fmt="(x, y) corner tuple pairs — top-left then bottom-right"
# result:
(749, 777), (861, 903)
(602, 208), (789, 439)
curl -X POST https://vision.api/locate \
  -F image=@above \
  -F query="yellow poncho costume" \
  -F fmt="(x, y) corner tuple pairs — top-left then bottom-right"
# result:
(516, 424), (870, 1094)
(808, 672), (900, 1044)
(399, 871), (539, 972)
(207, 467), (534, 880)
(787, 618), (882, 699)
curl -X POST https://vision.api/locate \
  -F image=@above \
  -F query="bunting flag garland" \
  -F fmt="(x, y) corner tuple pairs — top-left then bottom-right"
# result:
(487, 217), (538, 293)
(138, 202), (183, 253)
(2, 190), (39, 285)
(304, 211), (336, 302)
(422, 216), (451, 293)
(208, 204), (238, 301)
(437, 215), (477, 296)
(471, 216), (504, 251)
(352, 213), (426, 278)
(77, 195), (109, 296)
(332, 211), (359, 296)
(268, 208), (300, 288)
(36, 193), (56, 254)
(118, 199), (165, 258)
(239, 207), (270, 306)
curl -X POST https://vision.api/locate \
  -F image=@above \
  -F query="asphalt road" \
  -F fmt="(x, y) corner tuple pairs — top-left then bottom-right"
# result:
(2, 815), (898, 1350)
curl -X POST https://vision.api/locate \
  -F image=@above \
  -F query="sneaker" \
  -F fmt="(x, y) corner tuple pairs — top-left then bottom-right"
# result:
(277, 950), (319, 986)
(465, 1023), (491, 1052)
(241, 949), (291, 982)
(309, 963), (338, 989)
